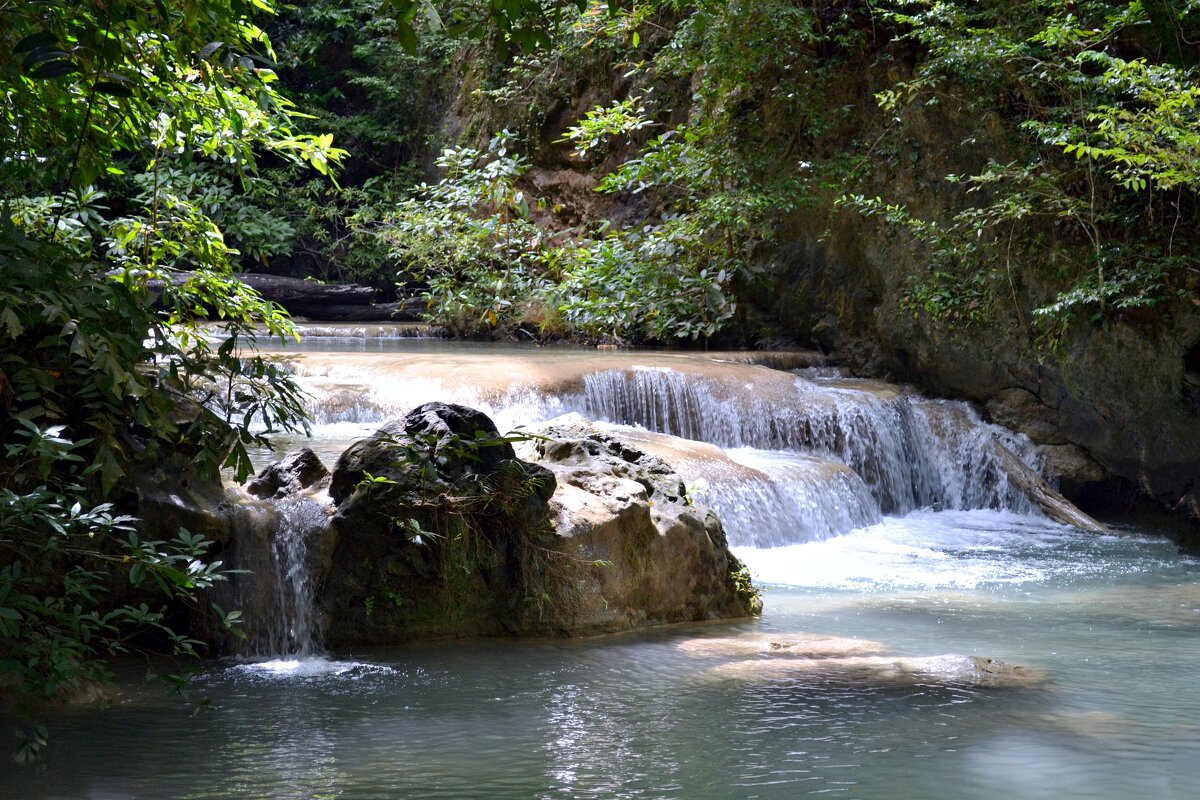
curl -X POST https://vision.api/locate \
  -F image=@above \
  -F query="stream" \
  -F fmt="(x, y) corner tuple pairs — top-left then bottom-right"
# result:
(8, 330), (1200, 799)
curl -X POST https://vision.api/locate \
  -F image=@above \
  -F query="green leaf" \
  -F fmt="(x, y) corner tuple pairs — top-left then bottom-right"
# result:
(13, 31), (58, 53)
(197, 41), (225, 61)
(94, 81), (134, 97)
(1, 306), (23, 338)
(29, 59), (79, 79)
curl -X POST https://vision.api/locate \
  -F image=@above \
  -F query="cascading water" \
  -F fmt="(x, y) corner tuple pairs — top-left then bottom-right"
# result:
(262, 499), (326, 657)
(219, 497), (329, 658)
(599, 424), (881, 546)
(571, 367), (1042, 518)
(276, 347), (1056, 548)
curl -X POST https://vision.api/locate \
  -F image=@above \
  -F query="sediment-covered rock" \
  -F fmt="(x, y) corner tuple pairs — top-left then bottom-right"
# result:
(676, 632), (886, 658)
(706, 653), (1045, 689)
(520, 416), (762, 633)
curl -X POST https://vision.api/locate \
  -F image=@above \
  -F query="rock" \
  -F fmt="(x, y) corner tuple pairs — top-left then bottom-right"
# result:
(676, 632), (885, 658)
(1038, 443), (1111, 500)
(130, 446), (251, 545)
(247, 448), (330, 499)
(321, 403), (558, 644)
(706, 654), (1046, 689)
(317, 406), (758, 645)
(329, 402), (551, 508)
(986, 388), (1070, 445)
(521, 416), (762, 633)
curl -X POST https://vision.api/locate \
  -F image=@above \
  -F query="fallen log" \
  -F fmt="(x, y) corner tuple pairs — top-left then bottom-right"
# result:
(234, 273), (377, 314)
(149, 271), (423, 322)
(989, 439), (1108, 532)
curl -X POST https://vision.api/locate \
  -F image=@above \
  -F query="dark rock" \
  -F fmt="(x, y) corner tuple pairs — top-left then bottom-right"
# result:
(329, 402), (535, 504)
(1038, 443), (1109, 500)
(130, 446), (245, 544)
(247, 448), (330, 499)
(321, 403), (559, 645)
(986, 388), (1070, 445)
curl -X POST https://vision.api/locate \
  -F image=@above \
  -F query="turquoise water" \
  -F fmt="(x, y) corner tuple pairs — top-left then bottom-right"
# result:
(7, 511), (1200, 799)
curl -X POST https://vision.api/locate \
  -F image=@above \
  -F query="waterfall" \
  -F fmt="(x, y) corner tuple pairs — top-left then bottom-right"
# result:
(263, 499), (326, 657)
(220, 497), (329, 658)
(570, 369), (1041, 517)
(715, 449), (882, 546)
(602, 424), (882, 547)
(279, 348), (1058, 547)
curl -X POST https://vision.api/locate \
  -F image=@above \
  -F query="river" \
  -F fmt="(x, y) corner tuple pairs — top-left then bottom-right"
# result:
(8, 330), (1200, 799)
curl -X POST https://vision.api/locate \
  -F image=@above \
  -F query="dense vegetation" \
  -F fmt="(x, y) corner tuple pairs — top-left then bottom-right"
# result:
(234, 0), (1199, 347)
(0, 0), (342, 751)
(3, 0), (1198, 756)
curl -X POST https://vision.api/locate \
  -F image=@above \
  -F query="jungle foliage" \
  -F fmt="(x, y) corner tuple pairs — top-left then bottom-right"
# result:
(0, 0), (342, 727)
(301, 0), (1198, 345)
(4, 0), (1199, 751)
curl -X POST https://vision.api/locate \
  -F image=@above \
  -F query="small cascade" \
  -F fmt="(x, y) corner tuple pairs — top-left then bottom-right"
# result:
(290, 322), (441, 340)
(605, 424), (880, 546)
(717, 449), (882, 546)
(571, 369), (1043, 516)
(263, 499), (326, 657)
(219, 497), (330, 658)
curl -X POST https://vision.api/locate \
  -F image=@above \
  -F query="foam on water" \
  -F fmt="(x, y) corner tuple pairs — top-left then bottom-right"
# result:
(733, 510), (1170, 591)
(227, 657), (397, 680)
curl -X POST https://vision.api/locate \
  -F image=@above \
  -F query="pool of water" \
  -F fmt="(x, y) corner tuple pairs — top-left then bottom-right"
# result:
(8, 511), (1200, 799)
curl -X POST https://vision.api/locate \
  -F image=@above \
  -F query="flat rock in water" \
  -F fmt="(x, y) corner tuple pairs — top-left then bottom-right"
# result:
(676, 632), (886, 658)
(706, 654), (1046, 689)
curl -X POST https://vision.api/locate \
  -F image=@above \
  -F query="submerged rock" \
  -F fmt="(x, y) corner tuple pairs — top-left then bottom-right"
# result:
(676, 632), (886, 658)
(706, 654), (1045, 689)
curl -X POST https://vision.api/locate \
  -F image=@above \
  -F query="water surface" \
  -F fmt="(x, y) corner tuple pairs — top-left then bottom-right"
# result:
(8, 512), (1199, 799)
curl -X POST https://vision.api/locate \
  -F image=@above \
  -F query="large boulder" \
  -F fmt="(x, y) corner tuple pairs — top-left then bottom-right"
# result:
(321, 402), (558, 644)
(318, 404), (759, 645)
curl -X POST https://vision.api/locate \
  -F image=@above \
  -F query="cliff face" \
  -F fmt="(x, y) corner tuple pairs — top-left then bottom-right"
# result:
(454, 33), (1200, 527)
(751, 202), (1200, 522)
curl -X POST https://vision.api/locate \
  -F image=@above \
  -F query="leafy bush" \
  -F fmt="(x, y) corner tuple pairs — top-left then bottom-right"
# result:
(0, 0), (341, 732)
(856, 0), (1200, 337)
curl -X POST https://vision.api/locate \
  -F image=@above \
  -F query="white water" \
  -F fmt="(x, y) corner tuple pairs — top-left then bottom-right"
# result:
(277, 344), (1049, 548)
(217, 497), (329, 657)
(732, 509), (1148, 590)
